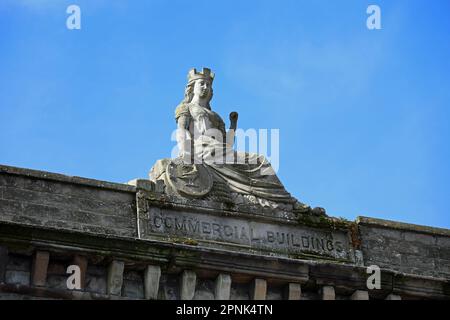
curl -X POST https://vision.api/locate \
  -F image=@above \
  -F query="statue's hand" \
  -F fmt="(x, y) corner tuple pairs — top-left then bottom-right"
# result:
(229, 112), (239, 124)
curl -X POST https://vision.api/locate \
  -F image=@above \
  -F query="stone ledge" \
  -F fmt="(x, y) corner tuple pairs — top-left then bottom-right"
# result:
(1, 221), (449, 299)
(356, 216), (450, 237)
(0, 224), (372, 284)
(0, 164), (136, 194)
(0, 221), (309, 283)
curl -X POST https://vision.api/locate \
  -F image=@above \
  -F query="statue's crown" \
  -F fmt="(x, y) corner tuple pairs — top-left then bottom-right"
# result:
(187, 68), (215, 83)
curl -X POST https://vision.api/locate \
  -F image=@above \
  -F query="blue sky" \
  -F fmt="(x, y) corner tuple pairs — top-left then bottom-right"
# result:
(1, 0), (449, 228)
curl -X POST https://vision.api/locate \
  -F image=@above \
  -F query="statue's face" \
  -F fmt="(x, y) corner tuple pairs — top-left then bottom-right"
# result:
(193, 79), (212, 100)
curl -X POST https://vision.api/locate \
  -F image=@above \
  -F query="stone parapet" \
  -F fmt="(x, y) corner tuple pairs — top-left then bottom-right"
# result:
(0, 164), (449, 300)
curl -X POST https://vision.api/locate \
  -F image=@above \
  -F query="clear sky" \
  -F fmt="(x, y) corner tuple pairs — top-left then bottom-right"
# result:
(1, 0), (449, 228)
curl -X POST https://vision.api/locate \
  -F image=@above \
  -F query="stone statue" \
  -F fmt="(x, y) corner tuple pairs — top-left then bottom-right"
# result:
(150, 68), (323, 216)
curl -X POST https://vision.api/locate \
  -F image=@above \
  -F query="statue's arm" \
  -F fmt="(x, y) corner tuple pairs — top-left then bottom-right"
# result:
(176, 115), (191, 160)
(226, 112), (239, 147)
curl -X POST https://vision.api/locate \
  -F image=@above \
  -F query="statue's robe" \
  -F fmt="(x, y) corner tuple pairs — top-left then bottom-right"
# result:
(174, 102), (294, 203)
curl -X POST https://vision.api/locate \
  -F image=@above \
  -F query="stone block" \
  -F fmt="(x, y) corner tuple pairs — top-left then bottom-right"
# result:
(215, 273), (231, 300)
(436, 258), (450, 276)
(321, 286), (335, 300)
(180, 270), (196, 300)
(0, 171), (137, 239)
(350, 290), (369, 300)
(436, 236), (450, 247)
(123, 278), (144, 299)
(31, 251), (50, 287)
(159, 276), (179, 300)
(230, 283), (250, 300)
(439, 247), (450, 260)
(404, 232), (435, 245)
(85, 274), (107, 295)
(354, 250), (364, 266)
(362, 227), (403, 241)
(194, 280), (215, 300)
(5, 270), (30, 286)
(266, 287), (283, 300)
(251, 278), (267, 300)
(144, 265), (161, 300)
(403, 255), (436, 272)
(107, 260), (125, 296)
(127, 179), (156, 192)
(286, 283), (301, 300)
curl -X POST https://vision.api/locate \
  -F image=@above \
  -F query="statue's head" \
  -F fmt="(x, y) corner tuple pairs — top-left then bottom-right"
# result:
(183, 68), (214, 107)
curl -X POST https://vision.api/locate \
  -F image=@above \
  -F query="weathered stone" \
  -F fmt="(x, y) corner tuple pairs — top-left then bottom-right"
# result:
(436, 235), (450, 247)
(350, 290), (369, 300)
(31, 251), (50, 287)
(1, 164), (450, 301)
(321, 286), (335, 300)
(72, 255), (88, 289)
(392, 273), (450, 299)
(357, 216), (450, 237)
(123, 280), (144, 299)
(386, 293), (401, 300)
(159, 276), (179, 300)
(230, 283), (250, 300)
(436, 258), (450, 277)
(5, 270), (30, 286)
(354, 250), (364, 266)
(358, 216), (450, 279)
(439, 247), (450, 260)
(362, 248), (403, 266)
(166, 158), (213, 198)
(128, 179), (161, 193)
(5, 255), (30, 272)
(0, 246), (8, 283)
(180, 270), (196, 300)
(251, 278), (267, 300)
(85, 273), (107, 295)
(371, 228), (404, 241)
(139, 206), (354, 262)
(107, 260), (124, 296)
(194, 280), (215, 300)
(144, 265), (161, 300)
(266, 287), (283, 300)
(215, 273), (231, 300)
(150, 68), (296, 208)
(0, 165), (135, 194)
(0, 166), (137, 239)
(47, 274), (69, 290)
(404, 232), (435, 245)
(286, 283), (301, 300)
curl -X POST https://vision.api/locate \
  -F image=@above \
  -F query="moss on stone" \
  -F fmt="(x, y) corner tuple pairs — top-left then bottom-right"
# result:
(296, 214), (353, 231)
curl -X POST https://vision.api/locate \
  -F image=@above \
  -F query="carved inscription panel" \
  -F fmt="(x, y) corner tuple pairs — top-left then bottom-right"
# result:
(138, 206), (355, 262)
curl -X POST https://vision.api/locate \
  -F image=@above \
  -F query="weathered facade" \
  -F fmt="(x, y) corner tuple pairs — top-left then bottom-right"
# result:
(0, 164), (449, 300)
